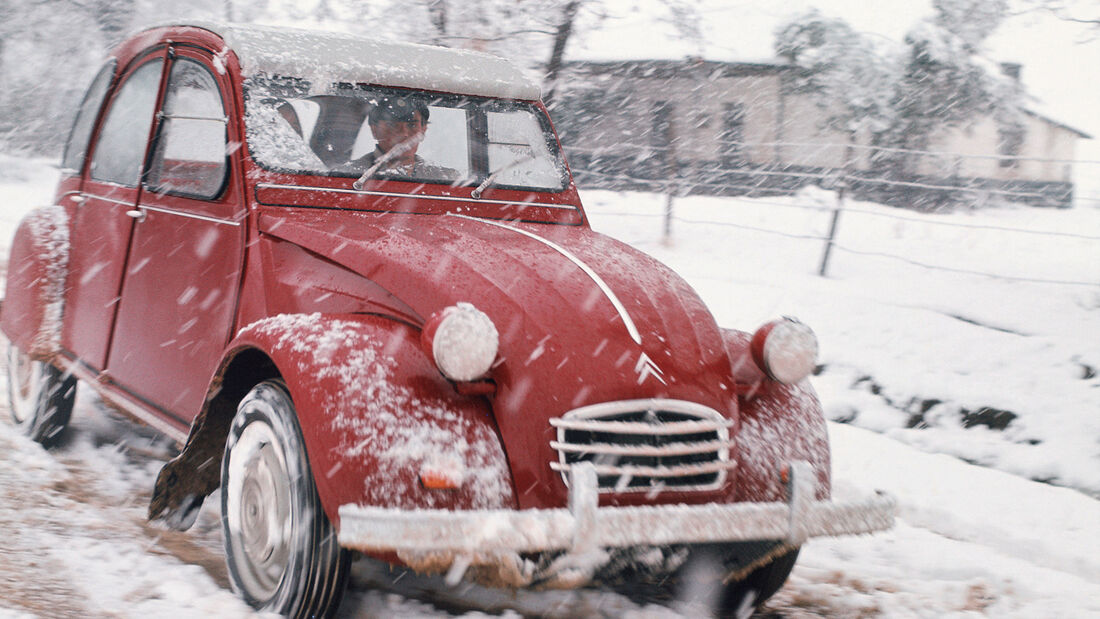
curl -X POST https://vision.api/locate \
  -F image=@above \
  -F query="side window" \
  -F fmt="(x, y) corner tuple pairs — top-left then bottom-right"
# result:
(147, 58), (229, 199)
(90, 59), (164, 186)
(485, 110), (560, 190)
(61, 61), (116, 172)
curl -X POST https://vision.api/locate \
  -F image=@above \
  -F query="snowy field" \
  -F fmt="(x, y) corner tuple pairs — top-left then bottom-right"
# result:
(0, 156), (1098, 617)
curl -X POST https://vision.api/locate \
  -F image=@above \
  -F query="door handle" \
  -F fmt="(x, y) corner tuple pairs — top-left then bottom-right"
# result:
(125, 208), (146, 223)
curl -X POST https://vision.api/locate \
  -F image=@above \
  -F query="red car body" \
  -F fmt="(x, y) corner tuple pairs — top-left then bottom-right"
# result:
(2, 23), (892, 617)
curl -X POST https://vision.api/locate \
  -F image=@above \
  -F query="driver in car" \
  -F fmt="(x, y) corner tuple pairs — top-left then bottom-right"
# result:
(342, 96), (460, 182)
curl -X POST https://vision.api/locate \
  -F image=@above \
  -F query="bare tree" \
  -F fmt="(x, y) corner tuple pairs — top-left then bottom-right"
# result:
(1020, 0), (1100, 31)
(542, 0), (582, 108)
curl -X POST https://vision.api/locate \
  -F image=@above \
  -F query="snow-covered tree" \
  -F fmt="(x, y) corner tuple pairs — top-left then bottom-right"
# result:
(891, 0), (1023, 169)
(932, 0), (1008, 51)
(0, 1), (114, 154)
(776, 3), (1024, 178)
(774, 9), (900, 162)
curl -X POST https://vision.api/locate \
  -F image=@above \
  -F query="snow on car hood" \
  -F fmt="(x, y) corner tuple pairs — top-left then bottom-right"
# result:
(260, 208), (739, 507)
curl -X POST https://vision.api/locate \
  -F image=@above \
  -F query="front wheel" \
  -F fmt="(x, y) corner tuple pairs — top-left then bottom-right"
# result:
(221, 380), (351, 618)
(6, 344), (75, 447)
(666, 544), (799, 619)
(716, 548), (799, 619)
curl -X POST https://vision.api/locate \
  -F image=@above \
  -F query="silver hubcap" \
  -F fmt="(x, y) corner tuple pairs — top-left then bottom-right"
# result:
(226, 420), (294, 601)
(7, 345), (41, 425)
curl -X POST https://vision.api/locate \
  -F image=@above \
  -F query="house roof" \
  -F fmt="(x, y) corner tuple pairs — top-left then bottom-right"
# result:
(1024, 103), (1092, 139)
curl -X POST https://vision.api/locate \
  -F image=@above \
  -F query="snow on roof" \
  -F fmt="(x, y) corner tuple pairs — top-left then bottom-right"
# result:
(1024, 96), (1093, 139)
(170, 22), (542, 101)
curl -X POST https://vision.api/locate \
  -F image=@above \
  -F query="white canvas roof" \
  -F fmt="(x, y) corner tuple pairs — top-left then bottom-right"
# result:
(165, 22), (542, 101)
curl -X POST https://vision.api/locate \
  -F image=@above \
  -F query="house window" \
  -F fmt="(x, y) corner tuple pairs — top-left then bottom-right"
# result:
(651, 100), (675, 172)
(565, 88), (604, 146)
(720, 103), (745, 167)
(998, 125), (1024, 169)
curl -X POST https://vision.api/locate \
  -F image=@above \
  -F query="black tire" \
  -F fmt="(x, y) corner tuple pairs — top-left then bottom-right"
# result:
(221, 380), (351, 618)
(664, 544), (799, 619)
(717, 548), (799, 619)
(6, 344), (75, 447)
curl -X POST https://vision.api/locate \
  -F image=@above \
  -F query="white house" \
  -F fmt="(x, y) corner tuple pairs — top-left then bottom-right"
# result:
(554, 59), (1090, 208)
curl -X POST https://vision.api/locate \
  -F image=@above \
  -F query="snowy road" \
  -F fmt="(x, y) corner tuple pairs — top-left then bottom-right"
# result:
(1, 371), (1097, 618)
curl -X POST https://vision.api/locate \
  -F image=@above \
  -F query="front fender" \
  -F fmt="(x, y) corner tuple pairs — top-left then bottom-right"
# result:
(0, 206), (69, 358)
(149, 312), (516, 530)
(231, 313), (517, 526)
(723, 328), (831, 503)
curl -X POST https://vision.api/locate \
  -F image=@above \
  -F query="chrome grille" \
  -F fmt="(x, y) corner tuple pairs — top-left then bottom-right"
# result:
(549, 399), (735, 493)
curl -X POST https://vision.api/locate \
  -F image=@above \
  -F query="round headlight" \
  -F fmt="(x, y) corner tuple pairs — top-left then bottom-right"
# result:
(750, 318), (819, 384)
(421, 303), (499, 382)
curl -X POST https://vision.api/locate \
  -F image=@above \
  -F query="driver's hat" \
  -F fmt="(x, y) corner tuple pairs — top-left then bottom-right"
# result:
(369, 96), (429, 124)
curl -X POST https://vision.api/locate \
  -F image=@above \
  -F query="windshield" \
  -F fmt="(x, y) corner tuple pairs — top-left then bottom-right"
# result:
(244, 76), (568, 192)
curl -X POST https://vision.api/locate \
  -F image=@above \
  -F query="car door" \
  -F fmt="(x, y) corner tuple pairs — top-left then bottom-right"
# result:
(105, 46), (246, 423)
(62, 52), (167, 371)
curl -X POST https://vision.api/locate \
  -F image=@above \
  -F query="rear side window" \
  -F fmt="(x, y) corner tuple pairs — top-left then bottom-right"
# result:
(61, 61), (116, 173)
(146, 58), (228, 199)
(89, 59), (164, 186)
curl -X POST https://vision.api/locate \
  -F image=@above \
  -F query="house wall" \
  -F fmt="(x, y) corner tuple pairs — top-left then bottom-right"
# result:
(773, 91), (857, 170)
(558, 67), (878, 175)
(559, 70), (787, 169)
(924, 114), (1078, 183)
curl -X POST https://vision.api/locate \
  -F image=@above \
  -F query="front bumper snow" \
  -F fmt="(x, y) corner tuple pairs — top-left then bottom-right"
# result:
(338, 461), (895, 588)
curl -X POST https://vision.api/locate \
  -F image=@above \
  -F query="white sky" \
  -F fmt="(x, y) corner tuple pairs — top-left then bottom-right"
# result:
(572, 0), (1100, 140)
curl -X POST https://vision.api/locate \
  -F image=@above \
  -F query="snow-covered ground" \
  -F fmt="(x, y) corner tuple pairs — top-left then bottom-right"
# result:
(0, 157), (1098, 617)
(584, 188), (1100, 497)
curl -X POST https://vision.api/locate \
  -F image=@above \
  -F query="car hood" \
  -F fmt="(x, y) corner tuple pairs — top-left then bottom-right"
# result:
(260, 208), (739, 507)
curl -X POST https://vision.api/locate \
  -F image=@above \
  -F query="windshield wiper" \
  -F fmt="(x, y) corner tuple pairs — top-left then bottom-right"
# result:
(351, 137), (419, 190)
(471, 153), (536, 199)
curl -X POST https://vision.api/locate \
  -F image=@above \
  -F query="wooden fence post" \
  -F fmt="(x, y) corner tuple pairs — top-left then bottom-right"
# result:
(663, 186), (675, 244)
(818, 177), (846, 277)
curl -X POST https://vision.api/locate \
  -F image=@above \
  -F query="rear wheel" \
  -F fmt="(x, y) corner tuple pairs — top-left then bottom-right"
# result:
(221, 380), (351, 618)
(6, 344), (75, 447)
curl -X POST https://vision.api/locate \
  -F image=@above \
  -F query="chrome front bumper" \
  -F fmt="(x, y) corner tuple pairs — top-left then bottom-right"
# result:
(337, 461), (895, 588)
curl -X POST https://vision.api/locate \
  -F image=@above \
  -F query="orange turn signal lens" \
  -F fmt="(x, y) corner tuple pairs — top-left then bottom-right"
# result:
(419, 467), (462, 490)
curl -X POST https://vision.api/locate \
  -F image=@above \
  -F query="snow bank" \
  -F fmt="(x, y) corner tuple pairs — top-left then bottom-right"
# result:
(585, 187), (1100, 496)
(780, 421), (1100, 617)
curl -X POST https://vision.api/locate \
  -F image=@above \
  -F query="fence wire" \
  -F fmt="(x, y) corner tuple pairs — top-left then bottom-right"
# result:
(565, 138), (1100, 205)
(830, 246), (1099, 287)
(581, 161), (1100, 287)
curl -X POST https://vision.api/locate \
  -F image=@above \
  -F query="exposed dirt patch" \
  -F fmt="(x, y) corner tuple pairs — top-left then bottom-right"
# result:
(849, 373), (1020, 432)
(139, 518), (231, 589)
